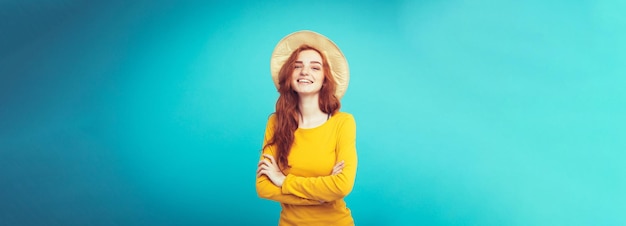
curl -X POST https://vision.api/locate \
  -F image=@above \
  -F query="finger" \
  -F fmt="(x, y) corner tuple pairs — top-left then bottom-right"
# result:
(257, 163), (268, 171)
(333, 162), (344, 171)
(258, 159), (273, 170)
(263, 154), (276, 163)
(257, 164), (269, 174)
(258, 168), (270, 175)
(332, 166), (342, 175)
(262, 157), (278, 171)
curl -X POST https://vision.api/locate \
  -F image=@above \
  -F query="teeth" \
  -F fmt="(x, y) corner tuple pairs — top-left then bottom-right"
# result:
(297, 79), (313, 83)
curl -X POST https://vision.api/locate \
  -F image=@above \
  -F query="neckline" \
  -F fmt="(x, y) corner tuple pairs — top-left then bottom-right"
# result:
(297, 113), (334, 130)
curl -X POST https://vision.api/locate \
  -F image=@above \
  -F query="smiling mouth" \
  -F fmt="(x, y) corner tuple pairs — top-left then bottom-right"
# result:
(297, 79), (313, 84)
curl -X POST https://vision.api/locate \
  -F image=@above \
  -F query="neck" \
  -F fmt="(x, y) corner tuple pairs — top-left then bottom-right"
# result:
(298, 93), (325, 121)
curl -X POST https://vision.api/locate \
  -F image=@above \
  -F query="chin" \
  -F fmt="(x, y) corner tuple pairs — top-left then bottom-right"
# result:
(296, 90), (322, 96)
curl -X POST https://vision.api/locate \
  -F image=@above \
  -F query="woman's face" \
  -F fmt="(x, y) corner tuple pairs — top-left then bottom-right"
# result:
(291, 50), (325, 96)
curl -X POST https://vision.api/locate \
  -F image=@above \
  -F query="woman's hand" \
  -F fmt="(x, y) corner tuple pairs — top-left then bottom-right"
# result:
(332, 160), (345, 175)
(257, 156), (345, 189)
(257, 154), (286, 187)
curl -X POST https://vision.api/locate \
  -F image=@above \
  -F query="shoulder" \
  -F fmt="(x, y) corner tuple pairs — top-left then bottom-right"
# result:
(333, 112), (355, 120)
(265, 113), (277, 128)
(332, 112), (356, 135)
(268, 113), (277, 121)
(332, 112), (356, 126)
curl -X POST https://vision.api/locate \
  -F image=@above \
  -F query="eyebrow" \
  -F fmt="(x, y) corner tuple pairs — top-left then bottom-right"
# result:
(295, 61), (323, 65)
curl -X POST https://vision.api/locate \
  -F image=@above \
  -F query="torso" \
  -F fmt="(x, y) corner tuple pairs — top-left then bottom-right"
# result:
(281, 112), (355, 225)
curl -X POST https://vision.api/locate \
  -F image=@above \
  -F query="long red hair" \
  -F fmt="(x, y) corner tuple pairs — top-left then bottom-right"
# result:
(265, 44), (341, 171)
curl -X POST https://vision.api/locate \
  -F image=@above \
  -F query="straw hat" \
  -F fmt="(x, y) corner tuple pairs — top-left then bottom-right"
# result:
(270, 30), (349, 99)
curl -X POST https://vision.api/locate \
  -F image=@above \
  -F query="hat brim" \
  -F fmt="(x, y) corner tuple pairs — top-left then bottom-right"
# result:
(270, 30), (349, 99)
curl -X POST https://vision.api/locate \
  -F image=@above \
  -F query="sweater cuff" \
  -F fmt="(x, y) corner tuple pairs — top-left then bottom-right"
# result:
(281, 174), (294, 194)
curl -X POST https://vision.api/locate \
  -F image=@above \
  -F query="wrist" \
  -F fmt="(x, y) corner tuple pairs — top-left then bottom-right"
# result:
(277, 174), (287, 187)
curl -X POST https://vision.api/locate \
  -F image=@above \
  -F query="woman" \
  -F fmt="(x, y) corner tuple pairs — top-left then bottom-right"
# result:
(256, 30), (358, 226)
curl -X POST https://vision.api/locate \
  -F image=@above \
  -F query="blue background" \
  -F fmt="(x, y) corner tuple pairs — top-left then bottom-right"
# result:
(1, 0), (624, 225)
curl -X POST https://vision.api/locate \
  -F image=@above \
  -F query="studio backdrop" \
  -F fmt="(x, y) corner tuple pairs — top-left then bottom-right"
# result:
(1, 0), (624, 225)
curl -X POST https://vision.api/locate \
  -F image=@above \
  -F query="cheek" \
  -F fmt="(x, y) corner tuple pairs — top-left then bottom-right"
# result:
(290, 72), (299, 83)
(318, 74), (325, 85)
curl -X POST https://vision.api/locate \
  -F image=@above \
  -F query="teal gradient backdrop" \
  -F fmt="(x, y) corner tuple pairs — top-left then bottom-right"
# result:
(1, 0), (624, 225)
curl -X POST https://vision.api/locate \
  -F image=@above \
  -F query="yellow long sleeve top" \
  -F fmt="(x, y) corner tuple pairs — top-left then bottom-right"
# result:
(256, 112), (358, 226)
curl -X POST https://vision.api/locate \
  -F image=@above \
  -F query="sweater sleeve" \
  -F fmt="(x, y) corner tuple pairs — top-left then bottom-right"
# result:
(255, 115), (324, 205)
(281, 115), (358, 202)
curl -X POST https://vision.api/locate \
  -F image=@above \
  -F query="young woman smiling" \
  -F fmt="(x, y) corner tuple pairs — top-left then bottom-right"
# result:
(256, 30), (358, 226)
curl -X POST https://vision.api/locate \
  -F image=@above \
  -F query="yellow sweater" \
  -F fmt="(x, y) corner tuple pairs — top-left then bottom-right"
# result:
(256, 112), (358, 226)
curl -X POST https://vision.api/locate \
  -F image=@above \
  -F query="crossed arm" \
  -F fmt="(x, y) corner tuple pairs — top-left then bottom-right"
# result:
(255, 115), (357, 204)
(255, 153), (345, 205)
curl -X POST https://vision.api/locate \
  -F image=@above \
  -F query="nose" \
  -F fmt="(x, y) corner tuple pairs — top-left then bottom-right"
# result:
(300, 66), (310, 76)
